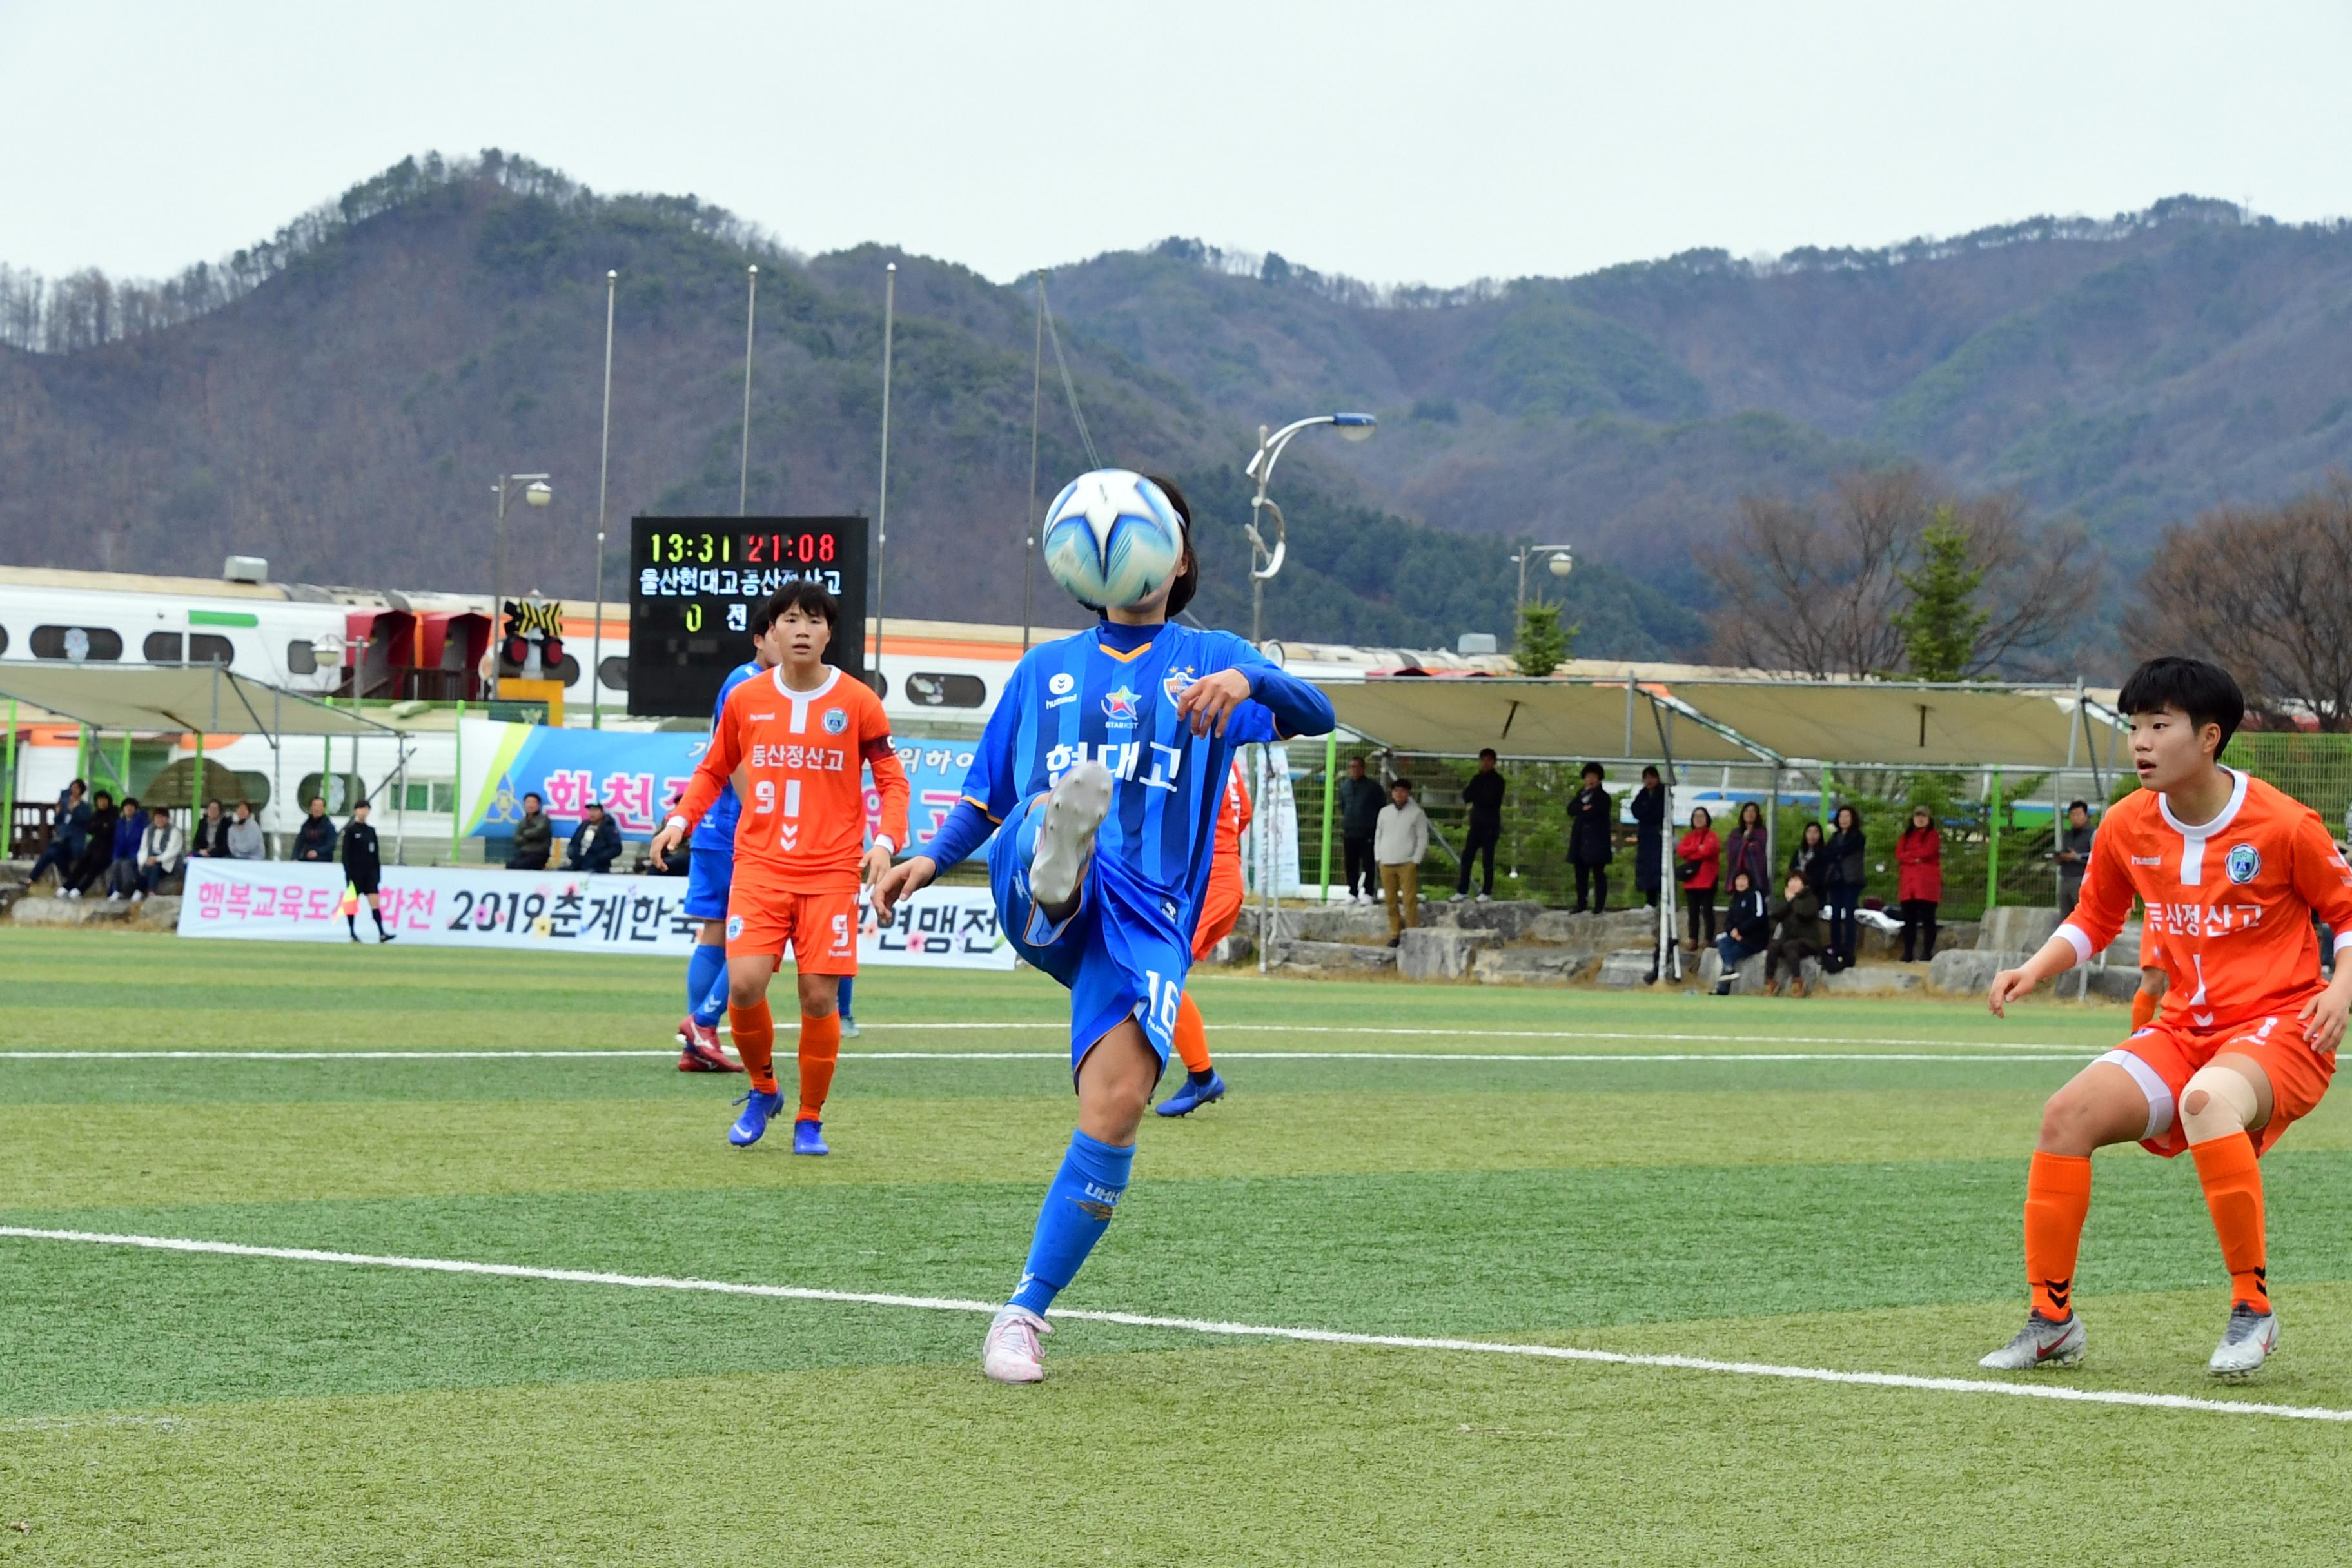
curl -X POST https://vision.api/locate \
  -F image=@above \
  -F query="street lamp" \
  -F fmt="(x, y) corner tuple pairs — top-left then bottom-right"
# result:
(490, 473), (553, 700)
(1244, 411), (1377, 645)
(1511, 542), (1575, 616)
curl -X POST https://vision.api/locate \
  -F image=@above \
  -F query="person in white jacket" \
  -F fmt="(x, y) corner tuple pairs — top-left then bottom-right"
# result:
(133, 807), (186, 901)
(1375, 778), (1430, 945)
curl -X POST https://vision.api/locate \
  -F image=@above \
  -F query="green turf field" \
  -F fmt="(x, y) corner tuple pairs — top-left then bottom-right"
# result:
(6, 927), (2352, 1564)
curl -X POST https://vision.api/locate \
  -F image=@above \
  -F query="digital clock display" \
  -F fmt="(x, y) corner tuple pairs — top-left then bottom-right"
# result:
(627, 516), (869, 718)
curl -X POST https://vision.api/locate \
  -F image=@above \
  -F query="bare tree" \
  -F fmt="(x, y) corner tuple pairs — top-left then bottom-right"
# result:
(2130, 476), (2352, 729)
(1703, 466), (2097, 678)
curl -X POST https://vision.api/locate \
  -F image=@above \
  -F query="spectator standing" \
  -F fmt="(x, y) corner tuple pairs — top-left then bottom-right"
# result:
(1453, 749), (1505, 903)
(190, 798), (231, 859)
(63, 790), (119, 899)
(1676, 805), (1721, 949)
(341, 799), (394, 943)
(1787, 819), (1828, 890)
(1765, 872), (1825, 997)
(1336, 756), (1386, 906)
(1896, 803), (1943, 962)
(1725, 800), (1771, 893)
(294, 797), (339, 863)
(1822, 805), (1866, 968)
(568, 801), (622, 874)
(27, 779), (90, 891)
(103, 796), (149, 899)
(1710, 868), (1770, 995)
(1631, 765), (1667, 909)
(133, 806), (185, 901)
(227, 800), (266, 861)
(507, 792), (554, 870)
(1375, 778), (1429, 946)
(1566, 762), (1615, 914)
(2053, 799), (2095, 914)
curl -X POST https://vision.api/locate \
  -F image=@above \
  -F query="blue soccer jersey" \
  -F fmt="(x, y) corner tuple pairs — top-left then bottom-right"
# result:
(690, 660), (762, 854)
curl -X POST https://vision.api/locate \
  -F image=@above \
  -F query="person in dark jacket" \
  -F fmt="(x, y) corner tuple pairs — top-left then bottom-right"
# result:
(1765, 874), (1825, 997)
(1710, 867), (1770, 995)
(1822, 804), (1866, 966)
(1629, 765), (1668, 908)
(1335, 756), (1386, 905)
(1453, 749), (1505, 901)
(340, 799), (393, 943)
(507, 792), (554, 870)
(1566, 762), (1614, 914)
(567, 801), (622, 874)
(190, 798), (232, 859)
(103, 796), (150, 899)
(1787, 819), (1828, 890)
(2053, 799), (2095, 914)
(1724, 799), (1771, 893)
(28, 779), (90, 890)
(294, 797), (340, 863)
(63, 790), (119, 898)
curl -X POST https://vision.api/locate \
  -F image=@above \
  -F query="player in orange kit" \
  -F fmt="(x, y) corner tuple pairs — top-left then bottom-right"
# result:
(649, 582), (910, 1156)
(1157, 757), (1252, 1116)
(1983, 657), (2352, 1378)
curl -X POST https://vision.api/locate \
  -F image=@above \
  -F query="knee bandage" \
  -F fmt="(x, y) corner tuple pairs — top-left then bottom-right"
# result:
(2179, 1063), (2261, 1144)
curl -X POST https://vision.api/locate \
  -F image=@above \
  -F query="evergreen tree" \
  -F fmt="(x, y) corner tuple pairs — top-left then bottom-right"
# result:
(1513, 601), (1576, 676)
(1891, 508), (1989, 680)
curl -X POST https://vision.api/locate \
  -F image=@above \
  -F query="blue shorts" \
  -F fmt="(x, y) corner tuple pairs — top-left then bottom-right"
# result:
(683, 841), (733, 921)
(988, 794), (1190, 1082)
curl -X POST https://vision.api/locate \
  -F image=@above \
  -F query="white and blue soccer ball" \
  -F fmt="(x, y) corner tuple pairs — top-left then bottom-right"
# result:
(1039, 469), (1186, 609)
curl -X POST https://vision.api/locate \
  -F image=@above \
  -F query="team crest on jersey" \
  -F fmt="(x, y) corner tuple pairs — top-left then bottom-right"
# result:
(1101, 685), (1140, 725)
(2226, 843), (2261, 884)
(725, 914), (745, 940)
(823, 707), (848, 735)
(1161, 665), (1197, 703)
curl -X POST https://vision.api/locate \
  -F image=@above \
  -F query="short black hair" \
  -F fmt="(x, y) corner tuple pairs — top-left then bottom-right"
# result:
(121, 796), (138, 809)
(1642, 765), (1661, 781)
(1391, 777), (1413, 792)
(1478, 747), (1498, 761)
(1581, 762), (1603, 779)
(524, 791), (543, 806)
(1142, 474), (1199, 619)
(2068, 799), (2090, 814)
(760, 579), (839, 632)
(2117, 656), (2244, 754)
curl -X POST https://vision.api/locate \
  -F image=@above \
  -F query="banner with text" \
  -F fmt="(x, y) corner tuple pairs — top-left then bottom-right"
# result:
(175, 859), (1011, 968)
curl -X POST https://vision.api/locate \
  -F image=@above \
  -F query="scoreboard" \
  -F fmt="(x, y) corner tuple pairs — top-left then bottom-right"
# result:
(627, 516), (869, 718)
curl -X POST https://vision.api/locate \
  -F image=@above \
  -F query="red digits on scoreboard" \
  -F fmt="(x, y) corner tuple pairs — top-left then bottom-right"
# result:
(745, 535), (761, 563)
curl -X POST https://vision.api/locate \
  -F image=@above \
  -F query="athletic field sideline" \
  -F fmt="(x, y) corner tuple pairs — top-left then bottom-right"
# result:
(6, 928), (2351, 1564)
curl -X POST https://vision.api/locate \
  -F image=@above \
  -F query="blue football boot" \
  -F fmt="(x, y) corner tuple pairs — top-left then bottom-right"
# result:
(792, 1118), (830, 1157)
(729, 1088), (785, 1147)
(1155, 1071), (1227, 1117)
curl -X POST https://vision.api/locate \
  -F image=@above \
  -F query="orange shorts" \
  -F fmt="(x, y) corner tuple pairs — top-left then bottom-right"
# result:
(725, 885), (861, 974)
(1191, 868), (1245, 959)
(2102, 1010), (2335, 1159)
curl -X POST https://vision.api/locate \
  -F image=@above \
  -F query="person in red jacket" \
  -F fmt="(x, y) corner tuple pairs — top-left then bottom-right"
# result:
(1676, 806), (1721, 949)
(1896, 804), (1943, 962)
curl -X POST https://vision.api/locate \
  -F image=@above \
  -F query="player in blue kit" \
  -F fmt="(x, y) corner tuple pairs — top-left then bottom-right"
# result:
(872, 473), (1335, 1383)
(672, 598), (781, 1072)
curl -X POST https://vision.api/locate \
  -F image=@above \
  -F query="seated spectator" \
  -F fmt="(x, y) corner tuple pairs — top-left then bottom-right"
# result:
(133, 807), (186, 901)
(1710, 868), (1771, 995)
(1765, 872), (1825, 998)
(191, 798), (232, 859)
(568, 801), (622, 874)
(508, 792), (554, 870)
(1676, 805), (1720, 950)
(103, 796), (150, 900)
(293, 797), (339, 863)
(227, 800), (267, 860)
(62, 789), (119, 899)
(27, 779), (91, 891)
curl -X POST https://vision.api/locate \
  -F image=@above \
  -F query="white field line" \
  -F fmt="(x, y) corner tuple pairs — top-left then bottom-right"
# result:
(0, 1049), (2089, 1064)
(3, 1225), (2341, 1426)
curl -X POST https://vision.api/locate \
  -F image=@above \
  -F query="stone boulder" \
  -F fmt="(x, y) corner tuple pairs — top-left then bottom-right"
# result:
(1271, 939), (1397, 978)
(1820, 964), (1922, 995)
(1696, 948), (1823, 994)
(1420, 899), (1544, 941)
(1596, 949), (1663, 988)
(1202, 932), (1253, 965)
(1929, 948), (2026, 995)
(1979, 906), (2061, 954)
(1396, 926), (1500, 981)
(1529, 908), (1658, 949)
(1267, 901), (1395, 943)
(1857, 917), (1979, 963)
(8, 894), (136, 927)
(1473, 947), (1602, 986)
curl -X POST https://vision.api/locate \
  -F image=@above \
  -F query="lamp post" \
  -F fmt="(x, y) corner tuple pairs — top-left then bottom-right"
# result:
(1511, 543), (1576, 616)
(1244, 412), (1375, 646)
(593, 269), (617, 729)
(490, 473), (553, 701)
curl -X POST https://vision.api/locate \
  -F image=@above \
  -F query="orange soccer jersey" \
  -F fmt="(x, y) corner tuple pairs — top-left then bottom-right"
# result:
(674, 665), (911, 894)
(2061, 770), (2352, 1032)
(1191, 760), (1253, 958)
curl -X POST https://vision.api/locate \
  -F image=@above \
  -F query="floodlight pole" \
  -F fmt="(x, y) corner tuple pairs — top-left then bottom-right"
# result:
(739, 265), (757, 517)
(1245, 412), (1377, 646)
(593, 269), (617, 729)
(874, 262), (895, 683)
(1511, 544), (1576, 617)
(489, 473), (551, 704)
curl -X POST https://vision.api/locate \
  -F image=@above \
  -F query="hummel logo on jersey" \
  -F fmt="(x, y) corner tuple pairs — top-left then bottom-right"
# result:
(1048, 672), (1075, 696)
(749, 711), (776, 722)
(2132, 854), (2162, 865)
(1102, 685), (1141, 725)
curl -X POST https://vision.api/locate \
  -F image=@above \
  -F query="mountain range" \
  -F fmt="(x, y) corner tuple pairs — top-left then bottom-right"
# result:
(6, 152), (2349, 663)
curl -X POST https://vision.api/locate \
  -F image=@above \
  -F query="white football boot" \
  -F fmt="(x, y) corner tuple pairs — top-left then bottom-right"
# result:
(2208, 1304), (2278, 1380)
(1978, 1311), (2086, 1370)
(1028, 760), (1113, 910)
(983, 1306), (1051, 1384)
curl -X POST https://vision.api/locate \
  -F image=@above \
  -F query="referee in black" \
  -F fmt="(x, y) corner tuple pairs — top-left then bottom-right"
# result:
(341, 799), (395, 944)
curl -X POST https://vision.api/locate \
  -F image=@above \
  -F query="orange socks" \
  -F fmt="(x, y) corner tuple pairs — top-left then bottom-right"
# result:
(2023, 1152), (2092, 1321)
(797, 1011), (841, 1123)
(1171, 993), (1213, 1076)
(2190, 1132), (2270, 1312)
(2130, 990), (2158, 1032)
(729, 999), (777, 1093)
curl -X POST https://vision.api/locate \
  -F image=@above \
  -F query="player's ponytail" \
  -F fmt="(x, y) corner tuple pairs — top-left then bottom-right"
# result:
(1144, 474), (1199, 618)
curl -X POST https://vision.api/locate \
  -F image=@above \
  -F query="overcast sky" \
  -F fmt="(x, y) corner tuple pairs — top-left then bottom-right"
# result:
(6, 0), (2348, 288)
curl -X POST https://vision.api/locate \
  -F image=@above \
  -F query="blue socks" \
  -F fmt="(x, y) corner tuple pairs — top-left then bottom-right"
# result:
(1008, 1130), (1133, 1316)
(687, 943), (728, 1026)
(835, 975), (856, 1020)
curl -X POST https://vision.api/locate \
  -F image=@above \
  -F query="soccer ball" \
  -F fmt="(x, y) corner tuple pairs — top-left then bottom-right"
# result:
(1039, 469), (1186, 609)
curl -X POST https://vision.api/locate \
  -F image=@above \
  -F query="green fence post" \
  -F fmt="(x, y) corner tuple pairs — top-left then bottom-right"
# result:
(451, 711), (464, 867)
(1319, 730), (1336, 903)
(1985, 768), (2004, 912)
(193, 730), (205, 814)
(1821, 763), (1833, 828)
(74, 724), (87, 785)
(2, 700), (15, 858)
(118, 732), (132, 798)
